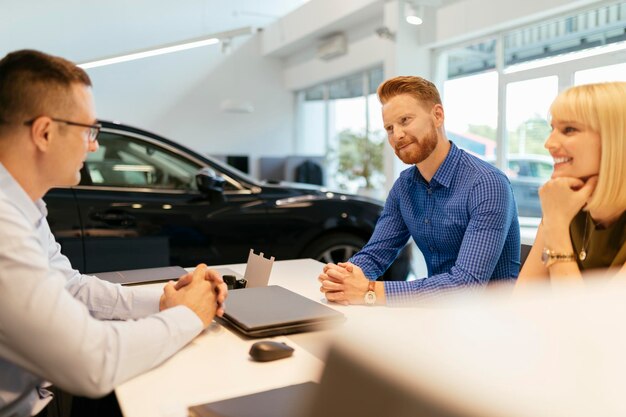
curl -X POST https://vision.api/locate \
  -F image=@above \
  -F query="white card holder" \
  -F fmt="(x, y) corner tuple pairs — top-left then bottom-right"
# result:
(243, 249), (275, 288)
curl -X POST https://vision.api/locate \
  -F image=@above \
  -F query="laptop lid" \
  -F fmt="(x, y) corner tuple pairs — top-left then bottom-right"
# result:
(220, 286), (345, 338)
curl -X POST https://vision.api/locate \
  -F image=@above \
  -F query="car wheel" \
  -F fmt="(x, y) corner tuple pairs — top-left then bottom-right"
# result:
(302, 233), (367, 264)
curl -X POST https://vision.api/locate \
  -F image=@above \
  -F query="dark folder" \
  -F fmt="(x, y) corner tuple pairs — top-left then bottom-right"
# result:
(94, 266), (188, 285)
(188, 381), (318, 417)
(95, 266), (242, 286)
(219, 286), (345, 338)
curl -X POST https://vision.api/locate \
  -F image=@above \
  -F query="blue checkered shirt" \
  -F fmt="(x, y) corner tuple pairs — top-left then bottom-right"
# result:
(350, 142), (520, 306)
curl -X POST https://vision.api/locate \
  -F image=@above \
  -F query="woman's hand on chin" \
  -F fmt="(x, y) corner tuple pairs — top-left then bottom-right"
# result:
(540, 175), (598, 228)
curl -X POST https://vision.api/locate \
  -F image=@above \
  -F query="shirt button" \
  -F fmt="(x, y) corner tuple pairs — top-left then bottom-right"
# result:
(424, 219), (429, 224)
(429, 246), (434, 251)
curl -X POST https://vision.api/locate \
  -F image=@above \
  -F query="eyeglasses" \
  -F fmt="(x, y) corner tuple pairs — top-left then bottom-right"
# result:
(24, 117), (101, 143)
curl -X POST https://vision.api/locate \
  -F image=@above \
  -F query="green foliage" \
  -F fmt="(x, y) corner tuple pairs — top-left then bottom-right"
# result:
(467, 115), (551, 155)
(467, 124), (497, 140)
(333, 129), (385, 189)
(508, 115), (551, 155)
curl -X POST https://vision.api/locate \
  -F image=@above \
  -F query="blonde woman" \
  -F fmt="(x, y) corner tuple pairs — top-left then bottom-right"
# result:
(516, 82), (626, 286)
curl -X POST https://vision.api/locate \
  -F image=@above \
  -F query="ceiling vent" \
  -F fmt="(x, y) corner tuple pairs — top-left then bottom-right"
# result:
(316, 33), (348, 61)
(220, 99), (254, 114)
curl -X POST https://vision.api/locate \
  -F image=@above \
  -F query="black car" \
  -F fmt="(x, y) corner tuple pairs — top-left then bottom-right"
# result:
(44, 121), (409, 279)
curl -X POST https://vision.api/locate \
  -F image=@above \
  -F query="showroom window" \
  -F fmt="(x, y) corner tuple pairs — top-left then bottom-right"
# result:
(436, 0), (626, 228)
(443, 70), (499, 159)
(295, 67), (385, 195)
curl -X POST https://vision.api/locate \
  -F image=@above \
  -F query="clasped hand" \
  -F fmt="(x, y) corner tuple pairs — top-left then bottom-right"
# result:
(159, 264), (228, 328)
(539, 175), (598, 229)
(318, 262), (368, 305)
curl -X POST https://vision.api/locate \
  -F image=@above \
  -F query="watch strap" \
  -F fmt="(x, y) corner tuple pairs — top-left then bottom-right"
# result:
(364, 281), (376, 306)
(542, 248), (576, 267)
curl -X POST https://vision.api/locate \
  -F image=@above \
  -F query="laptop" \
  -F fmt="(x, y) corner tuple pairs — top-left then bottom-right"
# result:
(95, 266), (242, 286)
(188, 381), (318, 417)
(219, 286), (345, 338)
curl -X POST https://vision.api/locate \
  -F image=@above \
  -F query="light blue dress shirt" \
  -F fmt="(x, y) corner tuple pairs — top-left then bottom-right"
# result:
(0, 163), (203, 416)
(350, 143), (520, 306)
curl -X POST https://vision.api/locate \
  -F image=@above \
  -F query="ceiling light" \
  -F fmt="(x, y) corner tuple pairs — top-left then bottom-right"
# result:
(78, 26), (254, 69)
(405, 2), (424, 26)
(78, 38), (219, 69)
(406, 15), (423, 25)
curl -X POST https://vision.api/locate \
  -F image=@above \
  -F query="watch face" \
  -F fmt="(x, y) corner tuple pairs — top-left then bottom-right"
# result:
(364, 291), (376, 305)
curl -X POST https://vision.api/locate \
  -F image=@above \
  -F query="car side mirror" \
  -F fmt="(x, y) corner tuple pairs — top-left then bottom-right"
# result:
(196, 168), (225, 202)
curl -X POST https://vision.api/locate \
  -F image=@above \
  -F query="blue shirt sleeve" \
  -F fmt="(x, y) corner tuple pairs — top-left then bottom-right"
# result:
(384, 171), (516, 306)
(349, 183), (411, 279)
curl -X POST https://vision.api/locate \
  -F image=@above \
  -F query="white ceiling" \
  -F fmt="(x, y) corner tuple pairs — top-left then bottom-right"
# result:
(0, 0), (310, 63)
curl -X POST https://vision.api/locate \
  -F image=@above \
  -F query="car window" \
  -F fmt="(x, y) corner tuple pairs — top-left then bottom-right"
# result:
(84, 132), (201, 190)
(531, 161), (553, 180)
(507, 161), (521, 178)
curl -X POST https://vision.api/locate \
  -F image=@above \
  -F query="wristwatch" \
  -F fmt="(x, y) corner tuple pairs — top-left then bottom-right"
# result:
(364, 281), (376, 306)
(541, 248), (576, 268)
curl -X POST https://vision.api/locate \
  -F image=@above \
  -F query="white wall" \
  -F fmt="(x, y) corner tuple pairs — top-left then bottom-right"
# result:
(262, 0), (383, 57)
(0, 0), (309, 63)
(283, 17), (387, 91)
(87, 35), (294, 178)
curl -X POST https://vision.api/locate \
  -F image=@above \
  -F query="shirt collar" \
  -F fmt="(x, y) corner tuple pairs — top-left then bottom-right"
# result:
(412, 141), (461, 189)
(431, 141), (462, 188)
(0, 162), (47, 226)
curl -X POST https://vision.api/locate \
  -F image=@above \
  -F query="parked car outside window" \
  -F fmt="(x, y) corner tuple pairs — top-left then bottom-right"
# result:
(488, 155), (553, 218)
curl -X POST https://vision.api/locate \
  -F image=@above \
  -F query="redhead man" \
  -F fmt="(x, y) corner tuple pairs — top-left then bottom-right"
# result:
(319, 76), (520, 306)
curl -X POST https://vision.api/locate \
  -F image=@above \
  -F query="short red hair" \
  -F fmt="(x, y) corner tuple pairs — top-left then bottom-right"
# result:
(377, 76), (441, 108)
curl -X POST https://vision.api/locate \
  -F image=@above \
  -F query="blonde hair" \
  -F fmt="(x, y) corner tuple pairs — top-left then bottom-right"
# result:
(550, 82), (626, 217)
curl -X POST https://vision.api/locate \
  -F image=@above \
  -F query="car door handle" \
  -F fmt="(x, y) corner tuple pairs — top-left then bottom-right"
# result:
(91, 210), (136, 226)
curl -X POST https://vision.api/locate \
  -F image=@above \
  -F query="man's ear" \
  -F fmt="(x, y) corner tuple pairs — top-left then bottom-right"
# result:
(29, 117), (53, 152)
(432, 104), (444, 128)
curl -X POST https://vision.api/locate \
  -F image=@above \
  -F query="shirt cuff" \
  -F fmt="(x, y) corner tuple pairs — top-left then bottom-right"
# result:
(158, 305), (204, 337)
(125, 286), (162, 319)
(383, 281), (416, 307)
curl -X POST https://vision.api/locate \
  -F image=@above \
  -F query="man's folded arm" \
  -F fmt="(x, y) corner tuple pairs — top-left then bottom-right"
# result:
(0, 226), (202, 397)
(350, 187), (411, 278)
(45, 226), (163, 320)
(384, 173), (517, 305)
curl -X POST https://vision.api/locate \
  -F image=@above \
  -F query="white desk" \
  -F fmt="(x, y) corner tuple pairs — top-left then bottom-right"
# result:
(115, 259), (344, 417)
(117, 260), (626, 417)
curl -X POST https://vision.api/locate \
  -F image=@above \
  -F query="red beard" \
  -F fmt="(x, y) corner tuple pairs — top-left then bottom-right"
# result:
(394, 123), (438, 165)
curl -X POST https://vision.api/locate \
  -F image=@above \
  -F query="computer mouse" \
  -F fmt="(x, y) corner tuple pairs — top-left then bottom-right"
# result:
(249, 340), (294, 362)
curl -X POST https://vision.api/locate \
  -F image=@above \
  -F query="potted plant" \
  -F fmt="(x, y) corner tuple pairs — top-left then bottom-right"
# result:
(332, 129), (385, 197)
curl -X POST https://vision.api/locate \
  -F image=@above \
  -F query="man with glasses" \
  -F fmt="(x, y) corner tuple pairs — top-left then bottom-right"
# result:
(24, 117), (102, 142)
(0, 50), (227, 417)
